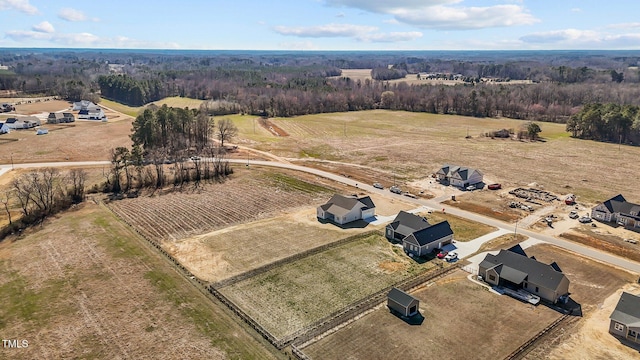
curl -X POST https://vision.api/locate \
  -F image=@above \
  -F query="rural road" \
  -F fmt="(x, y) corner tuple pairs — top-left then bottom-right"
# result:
(2, 158), (639, 274)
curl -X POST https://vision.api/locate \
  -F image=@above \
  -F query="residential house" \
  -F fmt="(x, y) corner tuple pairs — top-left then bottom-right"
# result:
(72, 100), (95, 111)
(0, 122), (10, 134)
(478, 246), (570, 304)
(591, 194), (640, 231)
(609, 292), (640, 344)
(47, 112), (74, 124)
(435, 164), (483, 188)
(78, 105), (105, 120)
(317, 194), (376, 225)
(21, 116), (41, 127)
(387, 287), (419, 317)
(4, 118), (26, 130)
(402, 221), (454, 257)
(385, 210), (430, 242)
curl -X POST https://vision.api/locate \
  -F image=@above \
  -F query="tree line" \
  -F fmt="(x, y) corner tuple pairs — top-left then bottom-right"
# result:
(566, 103), (640, 143)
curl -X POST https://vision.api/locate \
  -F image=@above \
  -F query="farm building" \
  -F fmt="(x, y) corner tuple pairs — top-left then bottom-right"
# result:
(387, 287), (419, 317)
(385, 211), (430, 242)
(591, 194), (640, 231)
(317, 194), (375, 225)
(402, 221), (454, 257)
(435, 164), (483, 188)
(478, 246), (570, 304)
(609, 292), (640, 344)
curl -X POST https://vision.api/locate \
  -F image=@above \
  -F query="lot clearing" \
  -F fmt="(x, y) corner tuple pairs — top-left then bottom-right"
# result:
(304, 270), (561, 360)
(0, 203), (279, 359)
(560, 224), (640, 264)
(443, 188), (538, 222)
(228, 109), (638, 203)
(422, 211), (497, 242)
(219, 232), (438, 339)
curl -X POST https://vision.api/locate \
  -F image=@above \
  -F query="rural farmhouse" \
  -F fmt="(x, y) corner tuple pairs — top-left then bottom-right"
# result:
(479, 246), (570, 304)
(386, 211), (453, 257)
(387, 287), (419, 317)
(591, 194), (640, 231)
(436, 164), (483, 188)
(317, 194), (376, 225)
(609, 292), (640, 344)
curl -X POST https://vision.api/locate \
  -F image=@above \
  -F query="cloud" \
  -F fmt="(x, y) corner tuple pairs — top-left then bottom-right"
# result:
(32, 21), (55, 33)
(6, 30), (52, 41)
(0, 0), (37, 14)
(607, 22), (640, 30)
(278, 41), (320, 50)
(58, 7), (90, 22)
(273, 23), (377, 38)
(360, 31), (423, 43)
(5, 28), (180, 49)
(335, 12), (345, 18)
(324, 0), (538, 30)
(520, 29), (640, 49)
(383, 18), (400, 25)
(571, 8), (581, 13)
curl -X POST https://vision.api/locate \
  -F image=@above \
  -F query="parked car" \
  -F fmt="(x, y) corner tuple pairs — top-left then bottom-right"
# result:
(373, 182), (384, 189)
(578, 216), (592, 223)
(488, 183), (502, 190)
(436, 251), (448, 259)
(444, 252), (458, 261)
(466, 185), (476, 191)
(390, 185), (402, 194)
(569, 211), (579, 219)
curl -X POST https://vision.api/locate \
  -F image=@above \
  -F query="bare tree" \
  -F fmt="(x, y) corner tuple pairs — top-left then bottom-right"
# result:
(217, 118), (238, 149)
(67, 169), (87, 204)
(2, 191), (13, 225)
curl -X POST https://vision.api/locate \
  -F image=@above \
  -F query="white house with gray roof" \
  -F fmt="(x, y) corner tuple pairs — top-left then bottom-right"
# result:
(592, 194), (640, 231)
(436, 164), (483, 188)
(317, 194), (376, 225)
(609, 292), (640, 344)
(479, 246), (570, 304)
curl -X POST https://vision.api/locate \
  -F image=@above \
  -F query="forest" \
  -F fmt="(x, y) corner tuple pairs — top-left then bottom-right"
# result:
(2, 49), (640, 142)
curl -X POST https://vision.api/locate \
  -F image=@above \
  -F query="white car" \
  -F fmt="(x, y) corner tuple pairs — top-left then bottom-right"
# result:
(373, 183), (384, 189)
(444, 252), (458, 261)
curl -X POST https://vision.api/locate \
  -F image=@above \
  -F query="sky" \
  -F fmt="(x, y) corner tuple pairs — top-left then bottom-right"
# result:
(1, 0), (640, 50)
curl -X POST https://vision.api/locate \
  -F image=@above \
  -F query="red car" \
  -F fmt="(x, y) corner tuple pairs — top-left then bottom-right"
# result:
(436, 250), (448, 259)
(488, 183), (502, 190)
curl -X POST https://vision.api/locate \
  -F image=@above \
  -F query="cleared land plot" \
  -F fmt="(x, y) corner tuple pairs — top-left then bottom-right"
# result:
(304, 270), (561, 360)
(220, 233), (438, 339)
(443, 189), (534, 222)
(166, 213), (350, 282)
(11, 99), (71, 115)
(107, 168), (334, 242)
(422, 211), (497, 242)
(560, 225), (640, 263)
(0, 204), (279, 359)
(233, 110), (637, 203)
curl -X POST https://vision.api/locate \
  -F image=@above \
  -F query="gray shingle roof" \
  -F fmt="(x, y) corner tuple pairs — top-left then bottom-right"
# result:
(481, 249), (567, 290)
(388, 287), (417, 307)
(610, 292), (640, 327)
(387, 211), (430, 238)
(410, 221), (453, 246)
(321, 194), (376, 217)
(600, 194), (640, 220)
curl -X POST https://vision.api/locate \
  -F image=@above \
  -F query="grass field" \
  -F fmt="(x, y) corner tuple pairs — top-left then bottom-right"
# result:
(220, 232), (437, 339)
(422, 211), (497, 242)
(100, 97), (206, 118)
(228, 109), (633, 203)
(304, 270), (561, 360)
(167, 213), (354, 282)
(0, 203), (280, 359)
(474, 233), (528, 255)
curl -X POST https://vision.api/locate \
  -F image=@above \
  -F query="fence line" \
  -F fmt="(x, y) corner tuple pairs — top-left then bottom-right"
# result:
(504, 314), (570, 360)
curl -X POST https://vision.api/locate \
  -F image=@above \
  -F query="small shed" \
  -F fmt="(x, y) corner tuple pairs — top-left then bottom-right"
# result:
(387, 287), (419, 317)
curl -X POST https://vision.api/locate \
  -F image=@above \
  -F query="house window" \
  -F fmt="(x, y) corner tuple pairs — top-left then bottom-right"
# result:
(614, 323), (624, 332)
(630, 329), (638, 337)
(488, 274), (496, 282)
(535, 287), (539, 293)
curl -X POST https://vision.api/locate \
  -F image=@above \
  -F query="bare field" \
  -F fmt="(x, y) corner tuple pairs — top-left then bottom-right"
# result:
(443, 188), (534, 222)
(220, 233), (437, 339)
(11, 99), (70, 115)
(166, 210), (352, 282)
(232, 110), (634, 203)
(422, 211), (497, 242)
(0, 203), (279, 359)
(304, 270), (561, 360)
(107, 168), (335, 242)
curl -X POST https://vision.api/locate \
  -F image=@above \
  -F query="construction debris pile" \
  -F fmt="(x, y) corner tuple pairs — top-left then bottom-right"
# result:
(509, 188), (558, 202)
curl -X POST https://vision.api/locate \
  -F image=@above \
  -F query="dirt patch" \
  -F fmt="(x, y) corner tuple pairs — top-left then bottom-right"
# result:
(259, 118), (289, 137)
(560, 230), (640, 263)
(378, 260), (406, 272)
(10, 99), (70, 115)
(421, 211), (497, 242)
(304, 270), (561, 360)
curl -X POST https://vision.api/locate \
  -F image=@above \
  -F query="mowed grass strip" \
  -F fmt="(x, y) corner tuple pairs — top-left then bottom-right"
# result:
(423, 212), (497, 242)
(221, 233), (436, 339)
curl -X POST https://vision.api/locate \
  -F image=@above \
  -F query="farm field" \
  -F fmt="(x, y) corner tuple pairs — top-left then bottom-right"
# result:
(332, 69), (533, 86)
(0, 203), (280, 360)
(304, 270), (562, 360)
(220, 232), (438, 339)
(107, 168), (336, 242)
(228, 109), (638, 203)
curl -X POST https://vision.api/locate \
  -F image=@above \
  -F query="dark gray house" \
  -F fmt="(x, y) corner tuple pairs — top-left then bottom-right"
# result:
(385, 211), (430, 242)
(403, 221), (454, 257)
(478, 247), (570, 304)
(387, 287), (419, 317)
(609, 292), (640, 344)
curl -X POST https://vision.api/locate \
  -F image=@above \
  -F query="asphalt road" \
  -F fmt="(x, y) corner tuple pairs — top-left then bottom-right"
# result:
(2, 158), (639, 274)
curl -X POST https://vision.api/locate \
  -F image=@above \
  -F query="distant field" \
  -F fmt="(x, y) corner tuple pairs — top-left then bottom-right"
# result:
(100, 97), (206, 118)
(0, 203), (279, 359)
(220, 232), (437, 339)
(331, 69), (533, 86)
(231, 109), (634, 203)
(100, 98), (141, 117)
